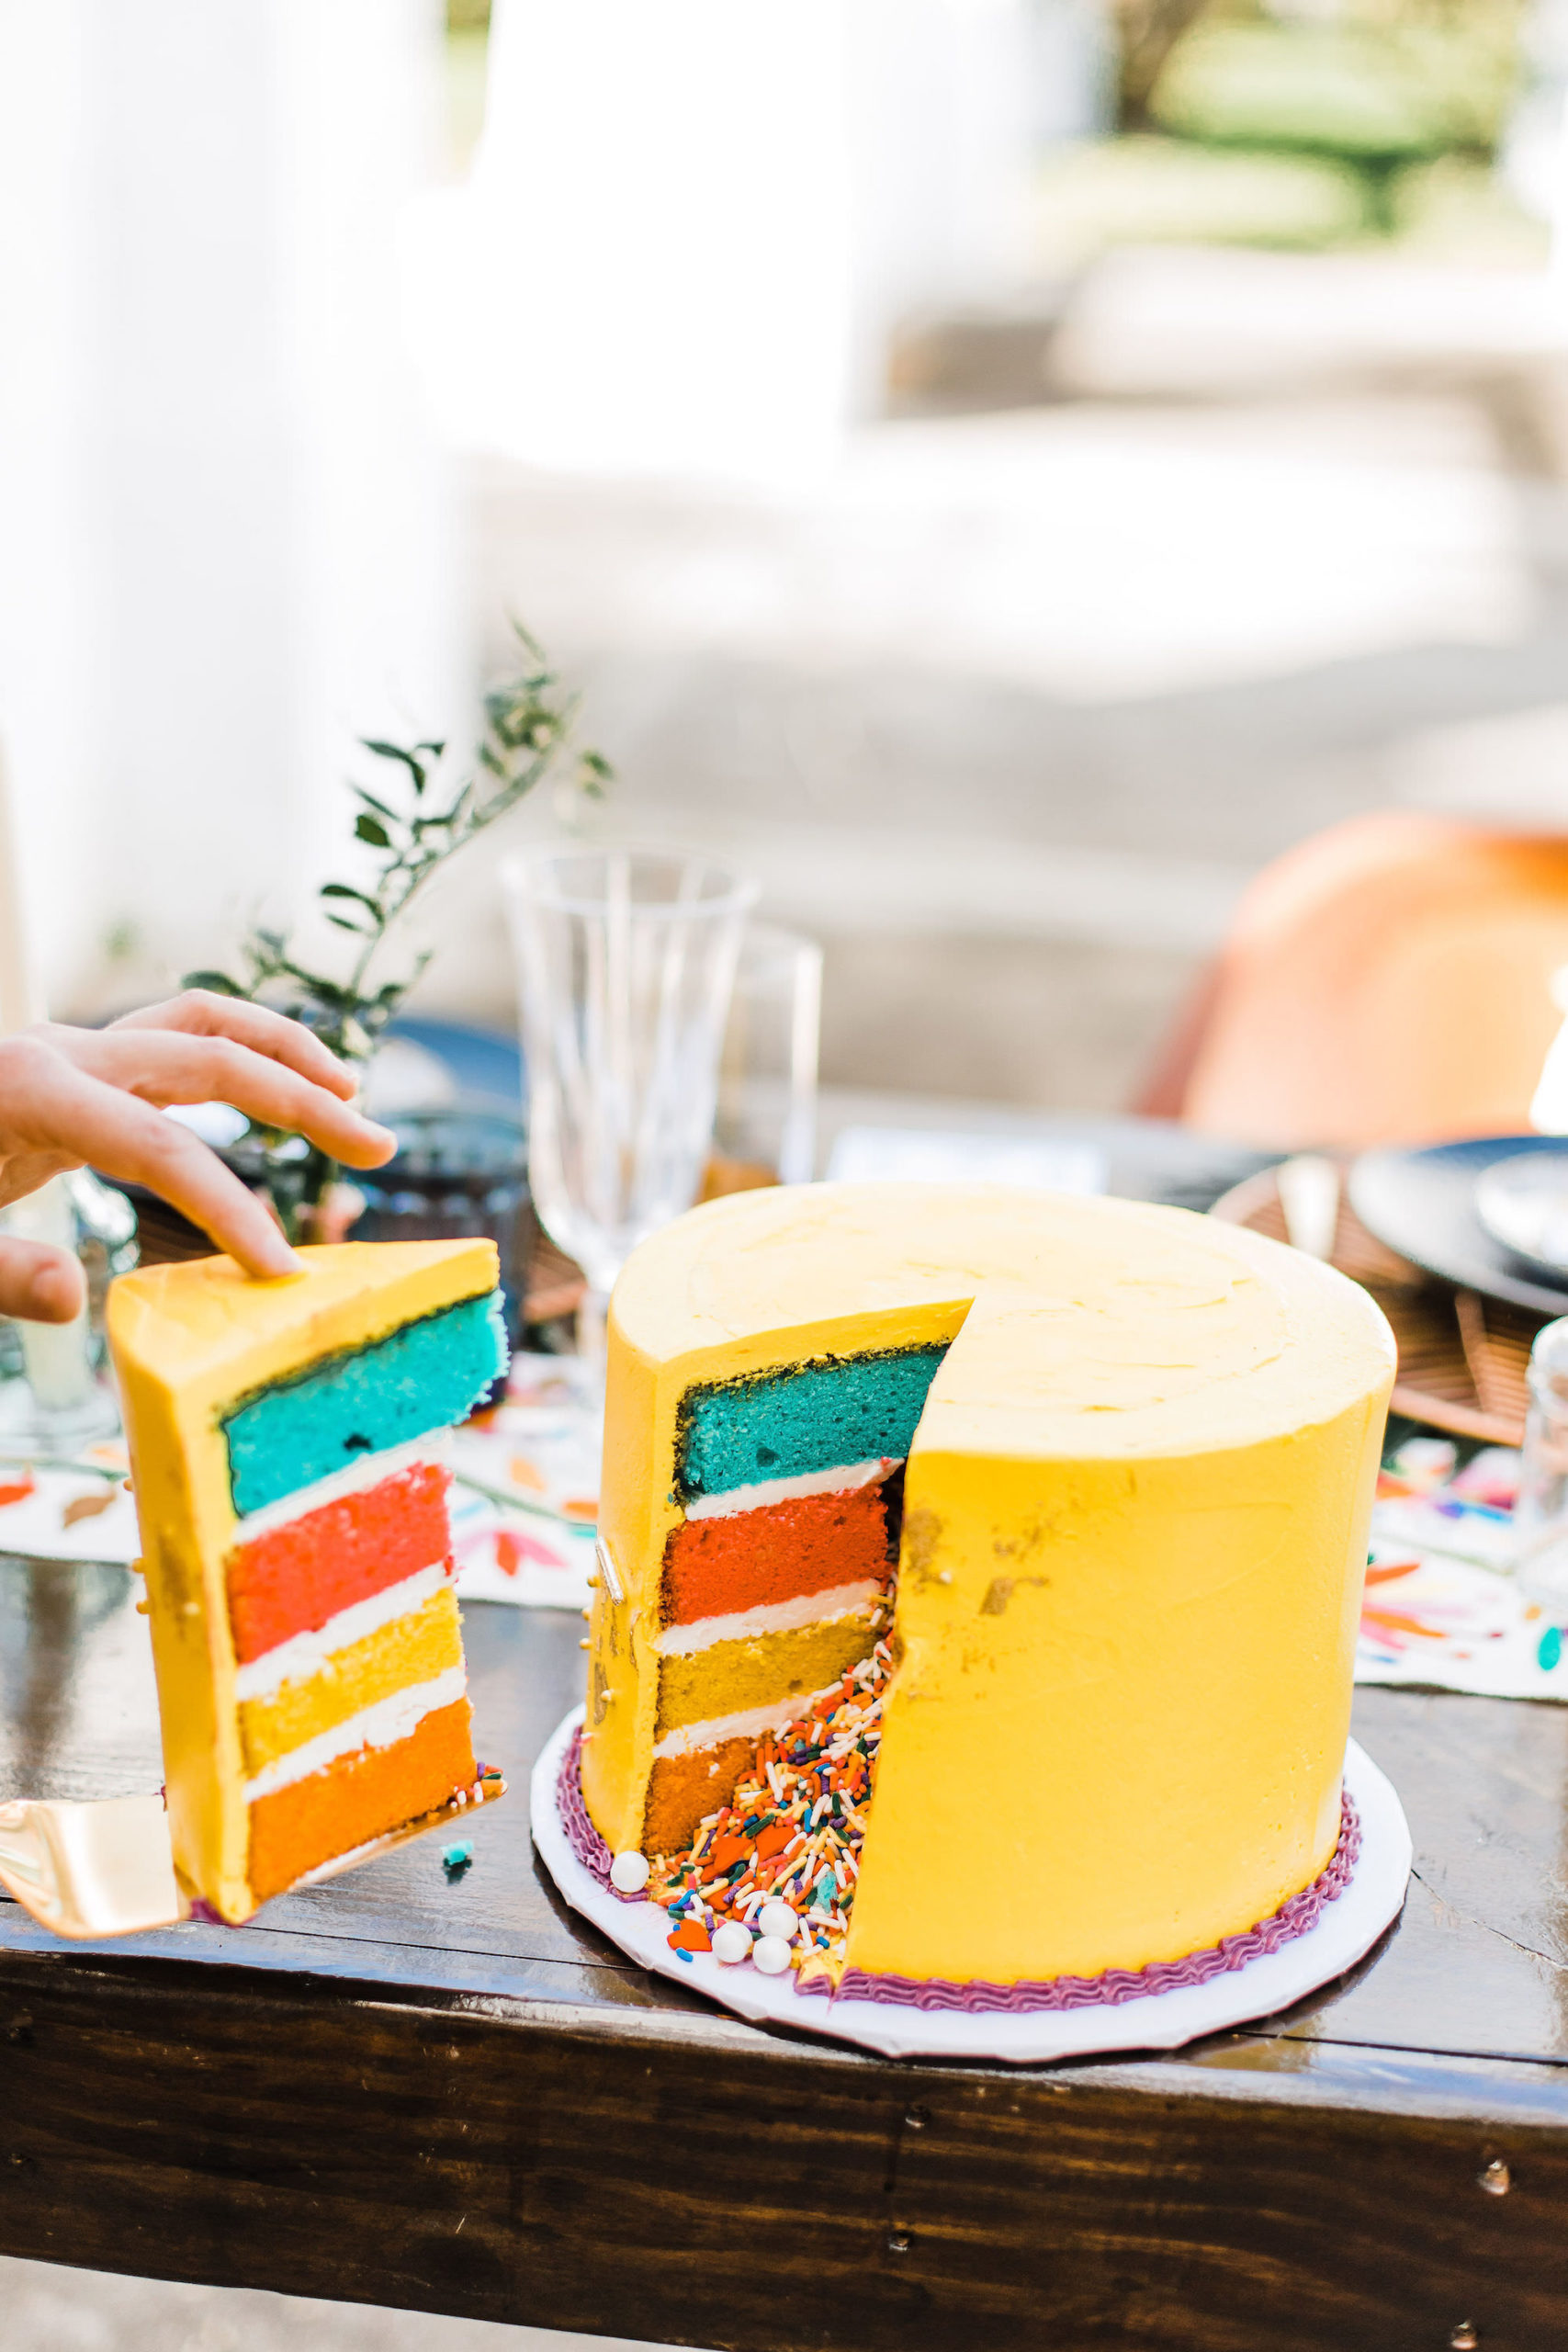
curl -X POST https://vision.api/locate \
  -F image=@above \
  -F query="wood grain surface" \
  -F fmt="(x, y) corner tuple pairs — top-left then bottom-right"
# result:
(2, 1560), (1568, 2347)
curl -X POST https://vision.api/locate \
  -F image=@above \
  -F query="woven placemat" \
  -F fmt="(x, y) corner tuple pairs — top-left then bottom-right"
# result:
(1210, 1164), (1537, 1447)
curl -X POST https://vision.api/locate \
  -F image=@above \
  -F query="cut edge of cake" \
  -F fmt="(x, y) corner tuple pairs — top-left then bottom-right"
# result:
(108, 1238), (504, 1923)
(582, 1183), (1395, 1988)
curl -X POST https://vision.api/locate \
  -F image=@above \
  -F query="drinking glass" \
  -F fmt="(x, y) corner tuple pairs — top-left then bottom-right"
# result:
(503, 846), (757, 1363)
(0, 1170), (138, 1447)
(1512, 1317), (1568, 1617)
(708, 922), (823, 1193)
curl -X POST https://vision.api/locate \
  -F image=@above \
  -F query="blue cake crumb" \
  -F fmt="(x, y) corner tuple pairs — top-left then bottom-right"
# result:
(676, 1345), (948, 1501)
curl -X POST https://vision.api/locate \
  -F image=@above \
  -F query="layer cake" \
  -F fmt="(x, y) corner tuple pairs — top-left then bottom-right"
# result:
(108, 1239), (505, 1922)
(581, 1182), (1394, 1991)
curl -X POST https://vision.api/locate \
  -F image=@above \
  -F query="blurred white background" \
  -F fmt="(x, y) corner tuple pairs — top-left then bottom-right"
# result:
(5, 0), (1567, 1115)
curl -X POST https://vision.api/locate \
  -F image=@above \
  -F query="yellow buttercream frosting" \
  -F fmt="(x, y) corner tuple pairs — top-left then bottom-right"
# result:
(584, 1183), (1393, 1984)
(107, 1239), (497, 1921)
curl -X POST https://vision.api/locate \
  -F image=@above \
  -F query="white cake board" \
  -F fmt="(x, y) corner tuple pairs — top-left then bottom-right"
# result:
(530, 1709), (1413, 2065)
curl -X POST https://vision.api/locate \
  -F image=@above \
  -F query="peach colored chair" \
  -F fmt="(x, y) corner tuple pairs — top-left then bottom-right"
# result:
(1134, 812), (1568, 1151)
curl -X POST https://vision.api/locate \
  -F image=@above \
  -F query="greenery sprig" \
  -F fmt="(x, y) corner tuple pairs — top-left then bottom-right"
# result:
(187, 620), (609, 1235)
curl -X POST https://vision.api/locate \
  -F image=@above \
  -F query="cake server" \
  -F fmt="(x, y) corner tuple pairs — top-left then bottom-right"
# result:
(0, 1793), (180, 1939)
(0, 1772), (505, 1940)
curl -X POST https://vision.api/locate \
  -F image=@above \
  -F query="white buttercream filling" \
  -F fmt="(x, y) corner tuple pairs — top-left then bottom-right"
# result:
(243, 1663), (468, 1802)
(681, 1457), (897, 1522)
(656, 1578), (886, 1657)
(229, 1432), (453, 1548)
(233, 1561), (452, 1703)
(652, 1682), (843, 1762)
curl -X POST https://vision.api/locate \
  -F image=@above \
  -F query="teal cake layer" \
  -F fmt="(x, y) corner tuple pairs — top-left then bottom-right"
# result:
(224, 1290), (506, 1518)
(675, 1346), (946, 1502)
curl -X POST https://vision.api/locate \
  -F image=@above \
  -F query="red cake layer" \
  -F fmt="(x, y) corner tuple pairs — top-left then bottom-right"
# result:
(227, 1459), (452, 1664)
(246, 1695), (477, 1903)
(660, 1481), (893, 1628)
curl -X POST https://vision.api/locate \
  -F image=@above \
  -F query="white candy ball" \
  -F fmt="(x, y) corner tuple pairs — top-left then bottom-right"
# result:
(711, 1920), (752, 1966)
(751, 1934), (793, 1976)
(609, 1849), (649, 1894)
(757, 1900), (798, 1942)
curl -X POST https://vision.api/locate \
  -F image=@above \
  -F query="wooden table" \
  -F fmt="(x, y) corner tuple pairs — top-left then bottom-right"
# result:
(0, 1555), (1566, 2352)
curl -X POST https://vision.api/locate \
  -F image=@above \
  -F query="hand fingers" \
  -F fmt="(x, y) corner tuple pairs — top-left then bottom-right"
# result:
(0, 1238), (85, 1323)
(61, 1033), (398, 1172)
(107, 991), (359, 1102)
(21, 1058), (302, 1280)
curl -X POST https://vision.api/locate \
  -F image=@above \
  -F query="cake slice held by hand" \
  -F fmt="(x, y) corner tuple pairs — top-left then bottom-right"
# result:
(107, 1239), (506, 1924)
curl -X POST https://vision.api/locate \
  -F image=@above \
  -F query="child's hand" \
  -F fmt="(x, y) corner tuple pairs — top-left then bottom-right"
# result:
(0, 991), (399, 1321)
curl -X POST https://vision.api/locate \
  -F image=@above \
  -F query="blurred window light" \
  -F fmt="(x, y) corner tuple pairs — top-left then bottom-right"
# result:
(412, 0), (1050, 480)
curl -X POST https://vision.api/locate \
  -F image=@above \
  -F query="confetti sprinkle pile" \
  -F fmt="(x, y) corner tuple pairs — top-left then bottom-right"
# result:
(649, 1636), (891, 1984)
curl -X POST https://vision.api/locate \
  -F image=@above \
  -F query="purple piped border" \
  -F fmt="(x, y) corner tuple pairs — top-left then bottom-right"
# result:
(558, 1726), (645, 1904)
(556, 1727), (1362, 2005)
(796, 1795), (1361, 2011)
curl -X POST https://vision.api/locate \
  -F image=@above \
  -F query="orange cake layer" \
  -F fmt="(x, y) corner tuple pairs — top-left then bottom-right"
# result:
(246, 1696), (477, 1903)
(660, 1482), (894, 1627)
(644, 1736), (758, 1857)
(227, 1460), (452, 1664)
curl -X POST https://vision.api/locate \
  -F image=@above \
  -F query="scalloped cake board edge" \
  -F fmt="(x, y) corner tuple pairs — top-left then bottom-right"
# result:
(529, 1708), (1413, 2065)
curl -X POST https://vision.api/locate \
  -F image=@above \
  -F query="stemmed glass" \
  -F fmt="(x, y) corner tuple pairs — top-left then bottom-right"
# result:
(503, 846), (757, 1366)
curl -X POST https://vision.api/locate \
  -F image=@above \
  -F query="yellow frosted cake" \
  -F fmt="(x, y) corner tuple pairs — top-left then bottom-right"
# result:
(107, 1239), (506, 1924)
(571, 1183), (1394, 1998)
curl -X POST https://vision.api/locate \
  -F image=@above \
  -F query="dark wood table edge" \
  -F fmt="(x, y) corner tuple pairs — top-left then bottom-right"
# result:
(4, 1937), (1567, 2348)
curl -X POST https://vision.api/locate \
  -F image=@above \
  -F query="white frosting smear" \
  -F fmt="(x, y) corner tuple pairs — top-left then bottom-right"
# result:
(243, 1664), (468, 1802)
(234, 1562), (452, 1702)
(653, 1682), (845, 1762)
(656, 1579), (886, 1657)
(229, 1432), (452, 1548)
(682, 1457), (897, 1522)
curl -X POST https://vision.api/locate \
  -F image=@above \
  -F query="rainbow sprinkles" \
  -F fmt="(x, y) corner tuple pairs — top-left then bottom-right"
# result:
(556, 1685), (1363, 2013)
(577, 1182), (1396, 2006)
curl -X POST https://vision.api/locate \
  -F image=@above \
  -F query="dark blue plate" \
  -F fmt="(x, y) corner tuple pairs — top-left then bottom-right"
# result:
(1349, 1136), (1568, 1317)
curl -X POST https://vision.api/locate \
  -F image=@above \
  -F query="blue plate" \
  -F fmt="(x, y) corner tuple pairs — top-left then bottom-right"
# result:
(1349, 1136), (1568, 1317)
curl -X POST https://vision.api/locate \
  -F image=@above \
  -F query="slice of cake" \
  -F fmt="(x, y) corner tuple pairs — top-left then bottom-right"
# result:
(107, 1239), (506, 1924)
(580, 1183), (1394, 1995)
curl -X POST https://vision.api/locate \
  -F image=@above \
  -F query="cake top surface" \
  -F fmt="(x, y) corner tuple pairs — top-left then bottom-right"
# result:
(609, 1182), (1393, 1458)
(107, 1238), (498, 1393)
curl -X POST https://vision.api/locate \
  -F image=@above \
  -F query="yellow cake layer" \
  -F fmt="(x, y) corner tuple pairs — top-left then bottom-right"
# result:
(107, 1239), (499, 1923)
(655, 1611), (880, 1739)
(583, 1183), (1393, 1984)
(238, 1587), (464, 1778)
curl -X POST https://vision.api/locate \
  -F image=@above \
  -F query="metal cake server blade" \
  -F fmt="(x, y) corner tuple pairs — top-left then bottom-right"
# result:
(0, 1793), (182, 1939)
(0, 1770), (505, 1939)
